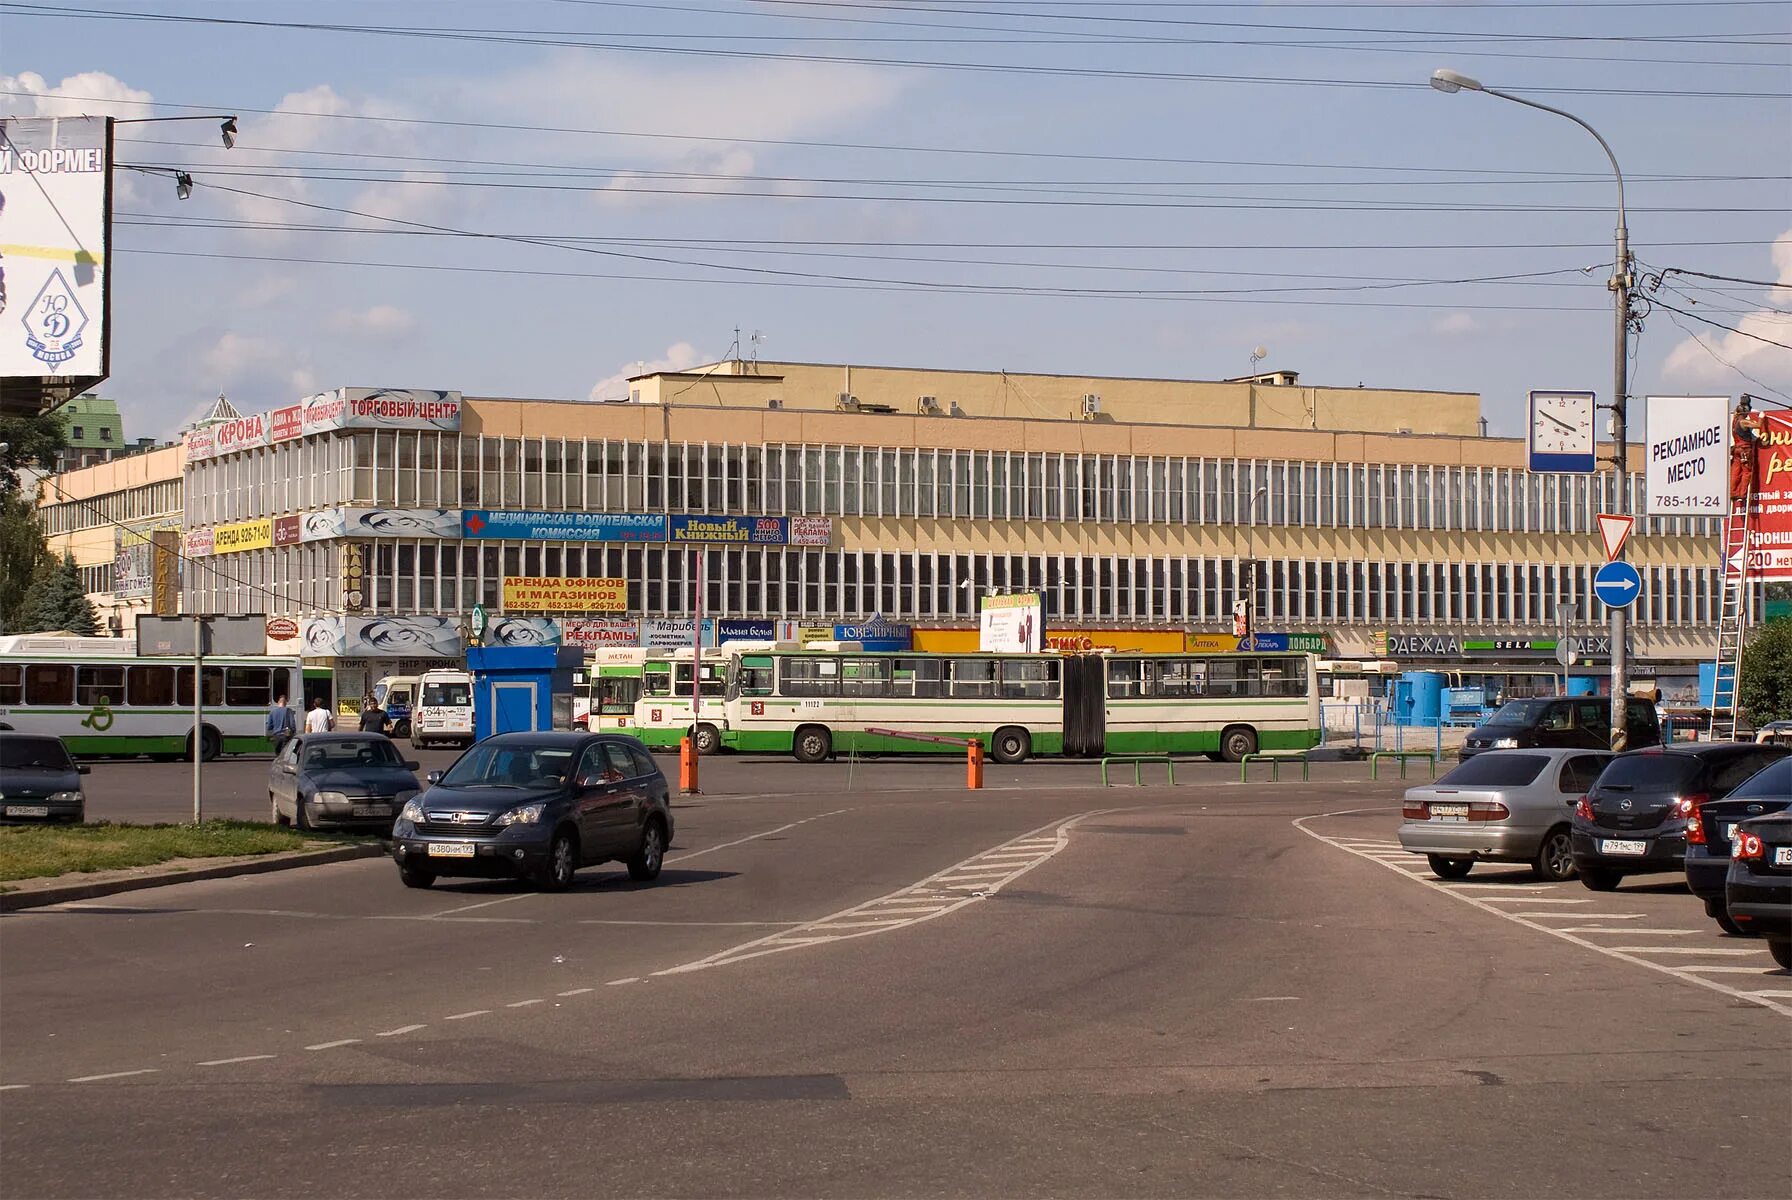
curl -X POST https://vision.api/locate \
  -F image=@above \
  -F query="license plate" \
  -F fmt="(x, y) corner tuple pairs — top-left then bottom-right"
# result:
(1776, 847), (1792, 867)
(1724, 824), (1737, 842)
(1430, 804), (1469, 821)
(352, 804), (388, 818)
(1599, 839), (1648, 857)
(426, 842), (475, 858)
(4, 805), (49, 817)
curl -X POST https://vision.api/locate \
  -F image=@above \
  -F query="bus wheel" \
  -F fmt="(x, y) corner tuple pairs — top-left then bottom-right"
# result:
(692, 723), (721, 756)
(1219, 725), (1258, 764)
(991, 727), (1031, 764)
(793, 725), (832, 763)
(188, 726), (223, 763)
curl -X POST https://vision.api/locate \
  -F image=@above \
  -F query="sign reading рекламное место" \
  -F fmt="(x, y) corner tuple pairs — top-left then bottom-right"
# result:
(1645, 395), (1730, 517)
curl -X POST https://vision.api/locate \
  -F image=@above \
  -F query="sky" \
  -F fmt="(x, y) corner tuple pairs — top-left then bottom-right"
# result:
(3, 0), (1789, 442)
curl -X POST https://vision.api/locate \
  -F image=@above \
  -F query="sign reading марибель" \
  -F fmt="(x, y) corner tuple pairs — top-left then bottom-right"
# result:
(1645, 396), (1730, 517)
(2, 116), (110, 381)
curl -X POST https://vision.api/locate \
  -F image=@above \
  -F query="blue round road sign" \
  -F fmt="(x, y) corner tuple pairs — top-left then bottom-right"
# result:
(1594, 560), (1642, 609)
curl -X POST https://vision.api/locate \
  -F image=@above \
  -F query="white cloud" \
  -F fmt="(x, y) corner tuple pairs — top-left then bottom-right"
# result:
(325, 304), (418, 342)
(1661, 228), (1792, 389)
(0, 70), (153, 117)
(1433, 312), (1479, 337)
(588, 341), (707, 402)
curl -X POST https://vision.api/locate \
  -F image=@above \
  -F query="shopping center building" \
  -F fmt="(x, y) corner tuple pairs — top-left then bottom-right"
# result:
(39, 360), (1729, 709)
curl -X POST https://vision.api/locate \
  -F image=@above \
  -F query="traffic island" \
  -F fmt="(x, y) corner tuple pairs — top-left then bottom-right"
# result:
(0, 822), (385, 910)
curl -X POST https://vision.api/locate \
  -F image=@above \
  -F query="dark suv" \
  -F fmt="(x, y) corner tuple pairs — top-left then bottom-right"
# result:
(1461, 697), (1659, 760)
(1570, 743), (1789, 891)
(391, 732), (673, 891)
(1683, 754), (1792, 933)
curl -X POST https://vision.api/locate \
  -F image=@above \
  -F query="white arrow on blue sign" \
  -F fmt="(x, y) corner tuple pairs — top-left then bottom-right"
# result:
(1593, 560), (1642, 609)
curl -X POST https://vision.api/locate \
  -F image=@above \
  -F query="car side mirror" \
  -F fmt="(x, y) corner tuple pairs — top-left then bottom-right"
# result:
(426, 770), (444, 785)
(402, 760), (421, 771)
(77, 764), (91, 775)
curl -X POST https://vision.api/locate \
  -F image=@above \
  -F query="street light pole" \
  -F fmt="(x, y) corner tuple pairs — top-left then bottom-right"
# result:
(1429, 69), (1633, 750)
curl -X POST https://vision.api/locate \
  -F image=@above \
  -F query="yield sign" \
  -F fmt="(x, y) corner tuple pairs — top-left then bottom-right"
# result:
(1597, 513), (1634, 561)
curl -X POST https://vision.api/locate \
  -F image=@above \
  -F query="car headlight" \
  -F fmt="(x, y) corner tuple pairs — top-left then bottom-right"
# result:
(400, 798), (427, 823)
(392, 789), (420, 808)
(49, 791), (82, 804)
(495, 802), (547, 826)
(1491, 738), (1519, 749)
(314, 791), (349, 806)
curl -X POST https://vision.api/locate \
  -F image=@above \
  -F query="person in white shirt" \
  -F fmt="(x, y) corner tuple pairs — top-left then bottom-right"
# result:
(304, 698), (335, 733)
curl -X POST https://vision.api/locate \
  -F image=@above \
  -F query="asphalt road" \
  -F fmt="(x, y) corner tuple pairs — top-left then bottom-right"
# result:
(3, 778), (1788, 1199)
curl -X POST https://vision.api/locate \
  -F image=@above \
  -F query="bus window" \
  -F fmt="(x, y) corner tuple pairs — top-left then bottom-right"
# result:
(889, 657), (945, 699)
(678, 662), (726, 698)
(642, 666), (672, 697)
(177, 666), (226, 707)
(598, 677), (641, 715)
(226, 666), (274, 707)
(782, 656), (838, 697)
(76, 665), (126, 707)
(1258, 658), (1308, 697)
(129, 665), (176, 706)
(0, 664), (21, 705)
(949, 658), (998, 699)
(840, 658), (891, 697)
(1107, 659), (1142, 700)
(24, 663), (74, 705)
(999, 658), (1059, 700)
(1205, 658), (1259, 698)
(733, 659), (773, 698)
(1152, 658), (1206, 698)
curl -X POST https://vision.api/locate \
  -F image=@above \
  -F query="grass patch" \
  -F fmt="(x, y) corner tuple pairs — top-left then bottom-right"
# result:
(0, 821), (354, 883)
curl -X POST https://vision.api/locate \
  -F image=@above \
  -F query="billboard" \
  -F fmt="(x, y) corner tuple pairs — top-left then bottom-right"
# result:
(212, 518), (273, 554)
(978, 593), (1043, 653)
(485, 615), (562, 647)
(1, 116), (112, 387)
(135, 614), (270, 657)
(1646, 396), (1729, 517)
(641, 618), (714, 649)
(462, 510), (665, 541)
(183, 527), (214, 558)
(502, 576), (628, 613)
(788, 517), (833, 546)
(561, 617), (640, 648)
(301, 387), (461, 434)
(113, 529), (154, 599)
(717, 619), (800, 643)
(1738, 410), (1792, 581)
(301, 615), (462, 658)
(669, 515), (788, 544)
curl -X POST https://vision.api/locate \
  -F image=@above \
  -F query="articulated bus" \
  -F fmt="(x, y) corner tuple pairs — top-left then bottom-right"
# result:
(719, 649), (1320, 763)
(0, 635), (302, 760)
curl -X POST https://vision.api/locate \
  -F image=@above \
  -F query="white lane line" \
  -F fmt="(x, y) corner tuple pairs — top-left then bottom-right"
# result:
(809, 918), (914, 930)
(444, 1009), (490, 1020)
(0, 1084), (29, 1090)
(197, 1055), (276, 1067)
(1250, 996), (1302, 1002)
(1296, 806), (1792, 1018)
(428, 894), (539, 918)
(505, 999), (544, 1008)
(665, 808), (853, 865)
(1679, 965), (1783, 974)
(67, 1069), (158, 1083)
(557, 988), (593, 997)
(305, 1039), (361, 1051)
(850, 905), (950, 917)
(1554, 927), (1699, 935)
(377, 1024), (427, 1037)
(1748, 990), (1792, 998)
(575, 919), (804, 927)
(1516, 912), (1645, 920)
(606, 977), (641, 986)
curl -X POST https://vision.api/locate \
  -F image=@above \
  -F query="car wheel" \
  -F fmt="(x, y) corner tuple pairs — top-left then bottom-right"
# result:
(628, 819), (666, 882)
(1769, 939), (1792, 971)
(270, 793), (289, 827)
(392, 721), (411, 740)
(793, 725), (832, 764)
(1704, 897), (1746, 936)
(292, 797), (310, 832)
(398, 863), (435, 889)
(537, 830), (578, 892)
(991, 727), (1031, 765)
(1220, 725), (1258, 764)
(1426, 854), (1474, 880)
(692, 723), (721, 756)
(1579, 866), (1624, 891)
(1532, 827), (1576, 882)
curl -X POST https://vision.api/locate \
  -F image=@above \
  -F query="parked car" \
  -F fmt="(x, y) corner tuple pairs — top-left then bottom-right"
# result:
(1570, 742), (1790, 891)
(1755, 720), (1792, 748)
(270, 732), (423, 831)
(390, 732), (673, 891)
(1726, 811), (1792, 970)
(0, 732), (88, 824)
(1459, 696), (1659, 760)
(1399, 748), (1611, 881)
(1685, 755), (1792, 933)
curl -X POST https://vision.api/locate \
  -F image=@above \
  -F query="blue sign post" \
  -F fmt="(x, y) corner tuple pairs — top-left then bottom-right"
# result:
(1593, 561), (1642, 610)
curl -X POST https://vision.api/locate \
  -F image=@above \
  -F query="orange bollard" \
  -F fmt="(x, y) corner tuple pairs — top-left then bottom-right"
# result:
(966, 740), (984, 790)
(680, 735), (701, 795)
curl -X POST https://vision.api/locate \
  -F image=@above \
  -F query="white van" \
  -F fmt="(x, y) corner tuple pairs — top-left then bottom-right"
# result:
(411, 668), (475, 749)
(373, 675), (419, 739)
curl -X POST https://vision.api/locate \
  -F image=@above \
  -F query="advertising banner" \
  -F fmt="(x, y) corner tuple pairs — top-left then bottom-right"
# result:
(978, 593), (1043, 653)
(341, 542), (367, 611)
(834, 617), (912, 652)
(1739, 410), (1792, 581)
(1646, 395), (1729, 517)
(501, 576), (628, 613)
(183, 527), (214, 558)
(301, 508), (347, 542)
(788, 517), (833, 546)
(485, 615), (562, 647)
(1186, 631), (1327, 654)
(338, 508), (460, 538)
(183, 425), (216, 462)
(301, 388), (461, 435)
(669, 515), (788, 544)
(212, 518), (273, 555)
(717, 619), (800, 643)
(270, 404), (304, 443)
(302, 615), (462, 659)
(211, 411), (270, 458)
(151, 530), (181, 614)
(641, 618), (715, 649)
(461, 510), (666, 541)
(113, 530), (153, 599)
(272, 514), (303, 547)
(561, 617), (641, 648)
(1, 116), (110, 383)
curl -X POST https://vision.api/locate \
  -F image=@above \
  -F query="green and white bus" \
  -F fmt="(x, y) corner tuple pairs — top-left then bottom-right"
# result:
(634, 648), (730, 753)
(720, 649), (1320, 763)
(573, 648), (646, 735)
(0, 635), (302, 760)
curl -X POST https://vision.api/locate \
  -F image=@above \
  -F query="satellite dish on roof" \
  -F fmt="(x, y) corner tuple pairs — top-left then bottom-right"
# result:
(1252, 345), (1268, 361)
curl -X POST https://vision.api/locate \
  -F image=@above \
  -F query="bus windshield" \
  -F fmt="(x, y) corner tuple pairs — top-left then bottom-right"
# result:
(421, 681), (472, 706)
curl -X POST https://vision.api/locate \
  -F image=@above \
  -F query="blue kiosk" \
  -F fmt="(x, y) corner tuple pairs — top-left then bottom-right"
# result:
(466, 646), (584, 740)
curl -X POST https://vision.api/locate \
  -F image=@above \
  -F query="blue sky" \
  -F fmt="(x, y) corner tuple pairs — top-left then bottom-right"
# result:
(5, 0), (1789, 441)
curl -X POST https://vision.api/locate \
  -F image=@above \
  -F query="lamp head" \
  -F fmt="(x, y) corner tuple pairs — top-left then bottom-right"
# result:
(1429, 68), (1483, 94)
(220, 117), (237, 149)
(175, 172), (193, 200)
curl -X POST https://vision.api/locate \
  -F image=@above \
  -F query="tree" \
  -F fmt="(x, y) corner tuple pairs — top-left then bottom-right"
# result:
(14, 552), (99, 636)
(1739, 618), (1792, 727)
(0, 409), (69, 494)
(0, 489), (53, 631)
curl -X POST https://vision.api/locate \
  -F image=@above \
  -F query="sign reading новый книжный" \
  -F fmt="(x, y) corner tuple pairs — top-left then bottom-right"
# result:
(1645, 395), (1729, 516)
(502, 577), (628, 613)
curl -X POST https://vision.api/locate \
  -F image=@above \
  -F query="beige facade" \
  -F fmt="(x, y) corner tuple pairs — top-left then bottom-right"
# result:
(36, 444), (184, 633)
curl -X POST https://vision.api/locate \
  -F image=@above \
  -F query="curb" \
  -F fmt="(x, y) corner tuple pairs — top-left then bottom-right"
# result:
(0, 843), (386, 912)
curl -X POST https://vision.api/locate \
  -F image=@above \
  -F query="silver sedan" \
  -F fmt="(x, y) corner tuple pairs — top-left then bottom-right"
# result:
(1398, 748), (1611, 881)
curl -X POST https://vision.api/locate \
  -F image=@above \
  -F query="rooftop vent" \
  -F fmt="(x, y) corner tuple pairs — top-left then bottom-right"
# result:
(836, 392), (859, 412)
(1080, 393), (1101, 420)
(918, 394), (942, 415)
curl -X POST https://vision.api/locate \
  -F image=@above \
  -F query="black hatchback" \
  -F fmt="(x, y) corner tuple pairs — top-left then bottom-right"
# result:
(1461, 697), (1659, 760)
(0, 733), (89, 824)
(1571, 743), (1790, 891)
(390, 732), (674, 891)
(1681, 754), (1792, 933)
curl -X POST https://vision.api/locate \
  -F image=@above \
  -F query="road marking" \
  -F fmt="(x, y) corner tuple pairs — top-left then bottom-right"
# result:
(0, 1084), (28, 1091)
(1250, 996), (1301, 1002)
(1748, 990), (1792, 998)
(68, 1069), (157, 1083)
(665, 808), (853, 865)
(377, 1024), (427, 1037)
(1515, 912), (1645, 920)
(575, 919), (804, 927)
(1678, 965), (1781, 974)
(305, 1039), (361, 1051)
(557, 988), (593, 997)
(1554, 927), (1699, 935)
(429, 894), (538, 917)
(1296, 806), (1792, 1018)
(606, 977), (641, 986)
(197, 1055), (276, 1067)
(505, 999), (544, 1008)
(444, 1010), (490, 1020)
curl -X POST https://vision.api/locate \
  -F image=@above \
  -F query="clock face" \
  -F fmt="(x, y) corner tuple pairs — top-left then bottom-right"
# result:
(1530, 392), (1594, 454)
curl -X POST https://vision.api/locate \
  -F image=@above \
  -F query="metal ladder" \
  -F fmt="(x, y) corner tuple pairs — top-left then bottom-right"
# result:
(1711, 499), (1751, 742)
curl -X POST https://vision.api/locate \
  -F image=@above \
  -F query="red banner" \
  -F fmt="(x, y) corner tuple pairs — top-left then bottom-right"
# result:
(1743, 411), (1792, 581)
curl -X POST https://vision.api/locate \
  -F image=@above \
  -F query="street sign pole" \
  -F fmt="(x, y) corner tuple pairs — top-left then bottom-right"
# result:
(191, 613), (206, 825)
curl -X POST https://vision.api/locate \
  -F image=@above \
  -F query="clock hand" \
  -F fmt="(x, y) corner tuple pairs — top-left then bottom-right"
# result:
(1541, 411), (1577, 434)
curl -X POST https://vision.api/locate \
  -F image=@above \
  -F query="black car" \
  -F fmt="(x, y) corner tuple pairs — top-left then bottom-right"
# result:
(390, 732), (673, 891)
(0, 733), (89, 824)
(1725, 811), (1792, 971)
(1684, 755), (1792, 934)
(1461, 696), (1659, 760)
(269, 732), (423, 831)
(1571, 743), (1789, 891)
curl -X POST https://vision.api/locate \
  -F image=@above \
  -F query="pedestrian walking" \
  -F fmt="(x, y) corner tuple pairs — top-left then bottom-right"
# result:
(358, 694), (390, 735)
(305, 697), (336, 733)
(266, 694), (298, 754)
